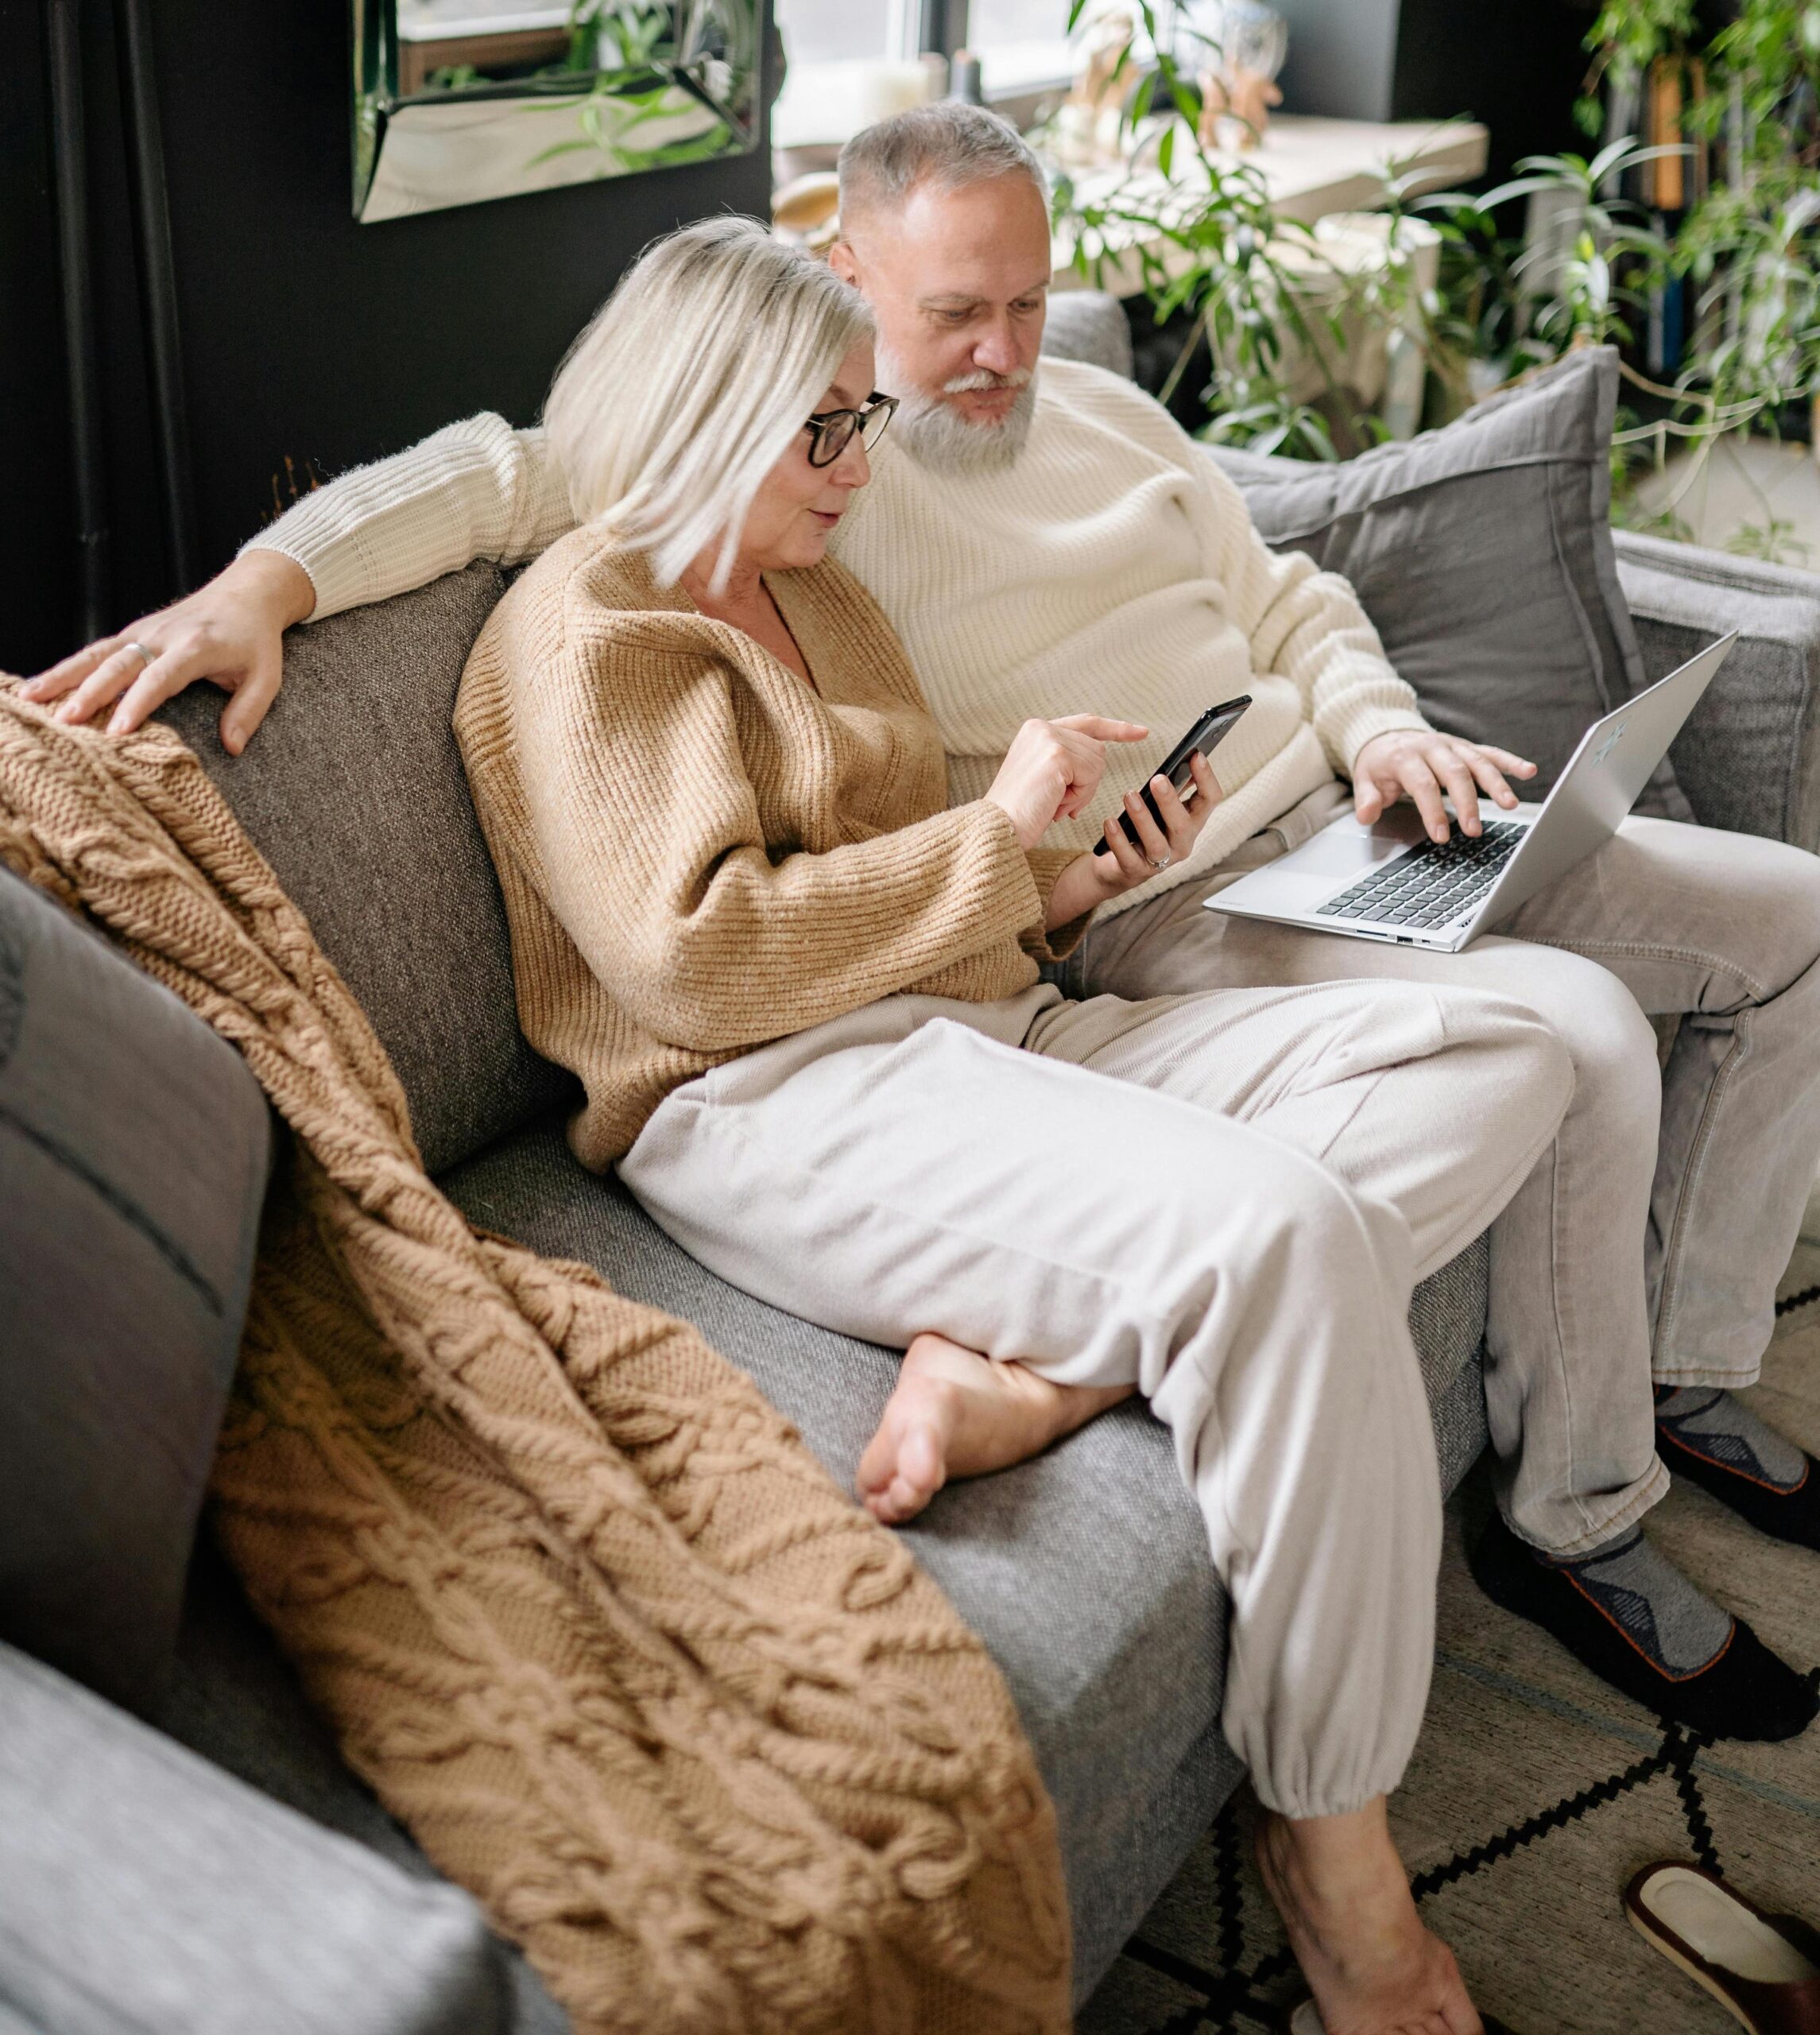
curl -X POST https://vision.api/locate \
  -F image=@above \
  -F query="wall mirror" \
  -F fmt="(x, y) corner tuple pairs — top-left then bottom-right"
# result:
(353, 0), (761, 223)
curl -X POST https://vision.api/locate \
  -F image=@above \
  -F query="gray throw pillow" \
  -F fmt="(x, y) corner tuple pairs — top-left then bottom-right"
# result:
(1210, 347), (1691, 816)
(0, 870), (269, 1711)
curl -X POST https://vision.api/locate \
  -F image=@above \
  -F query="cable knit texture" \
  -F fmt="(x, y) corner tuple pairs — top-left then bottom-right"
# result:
(453, 535), (1086, 1167)
(247, 359), (1429, 919)
(0, 688), (1071, 2035)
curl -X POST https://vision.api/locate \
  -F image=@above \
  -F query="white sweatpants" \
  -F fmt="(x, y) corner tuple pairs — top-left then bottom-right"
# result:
(618, 979), (1572, 1818)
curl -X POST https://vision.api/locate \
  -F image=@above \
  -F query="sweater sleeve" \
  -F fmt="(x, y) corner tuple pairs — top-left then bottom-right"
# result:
(1021, 846), (1096, 963)
(1191, 455), (1432, 774)
(516, 630), (1046, 1052)
(241, 415), (573, 622)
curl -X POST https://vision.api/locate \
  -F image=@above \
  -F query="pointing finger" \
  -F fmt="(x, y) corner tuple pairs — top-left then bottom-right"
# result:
(1053, 715), (1149, 743)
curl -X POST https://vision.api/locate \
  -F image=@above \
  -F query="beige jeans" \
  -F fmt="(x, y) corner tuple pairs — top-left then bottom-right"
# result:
(1055, 785), (1820, 1556)
(620, 977), (1572, 1818)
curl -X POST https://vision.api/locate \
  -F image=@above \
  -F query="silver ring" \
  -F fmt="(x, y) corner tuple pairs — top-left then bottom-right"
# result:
(1147, 853), (1171, 872)
(124, 641), (155, 667)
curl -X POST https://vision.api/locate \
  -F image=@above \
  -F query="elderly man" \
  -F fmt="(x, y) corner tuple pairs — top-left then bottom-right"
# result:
(27, 96), (1820, 2034)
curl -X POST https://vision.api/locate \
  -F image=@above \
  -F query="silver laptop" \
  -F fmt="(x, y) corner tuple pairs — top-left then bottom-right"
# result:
(1207, 633), (1736, 952)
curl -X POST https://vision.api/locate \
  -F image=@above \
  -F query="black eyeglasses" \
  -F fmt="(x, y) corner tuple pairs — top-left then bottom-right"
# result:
(803, 391), (898, 467)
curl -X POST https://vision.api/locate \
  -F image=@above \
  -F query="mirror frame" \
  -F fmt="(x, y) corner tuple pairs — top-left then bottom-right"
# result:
(352, 1), (761, 223)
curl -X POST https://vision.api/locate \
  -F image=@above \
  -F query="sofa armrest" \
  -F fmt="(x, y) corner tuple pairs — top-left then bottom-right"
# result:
(1614, 529), (1820, 850)
(0, 1640), (508, 2035)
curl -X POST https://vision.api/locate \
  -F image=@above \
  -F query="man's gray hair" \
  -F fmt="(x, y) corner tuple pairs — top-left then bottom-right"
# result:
(837, 102), (1048, 224)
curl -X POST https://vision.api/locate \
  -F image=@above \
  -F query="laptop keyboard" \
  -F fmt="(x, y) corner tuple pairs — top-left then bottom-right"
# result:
(1317, 819), (1524, 931)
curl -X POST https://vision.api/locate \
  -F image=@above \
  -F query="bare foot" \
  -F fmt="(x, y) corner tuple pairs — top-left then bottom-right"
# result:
(1256, 1800), (1481, 2035)
(855, 1331), (1133, 1525)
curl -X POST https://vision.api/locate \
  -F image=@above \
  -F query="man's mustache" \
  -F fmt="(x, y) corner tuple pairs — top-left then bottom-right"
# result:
(941, 367), (1032, 394)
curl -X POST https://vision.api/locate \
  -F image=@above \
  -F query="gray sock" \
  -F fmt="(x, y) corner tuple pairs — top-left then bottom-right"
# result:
(1543, 1526), (1733, 1676)
(1656, 1385), (1808, 1490)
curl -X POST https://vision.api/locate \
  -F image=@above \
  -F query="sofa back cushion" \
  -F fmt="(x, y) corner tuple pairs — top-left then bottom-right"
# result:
(1210, 347), (1690, 816)
(160, 564), (578, 1176)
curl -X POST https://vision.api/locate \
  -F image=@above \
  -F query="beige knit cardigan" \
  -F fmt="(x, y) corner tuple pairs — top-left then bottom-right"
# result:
(0, 688), (1071, 2035)
(455, 534), (1086, 1166)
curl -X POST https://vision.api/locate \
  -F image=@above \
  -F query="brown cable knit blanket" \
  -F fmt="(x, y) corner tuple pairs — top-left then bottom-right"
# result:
(0, 691), (1071, 2034)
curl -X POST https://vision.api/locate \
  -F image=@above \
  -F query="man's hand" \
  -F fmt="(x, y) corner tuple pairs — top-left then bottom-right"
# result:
(1351, 728), (1536, 843)
(17, 549), (316, 756)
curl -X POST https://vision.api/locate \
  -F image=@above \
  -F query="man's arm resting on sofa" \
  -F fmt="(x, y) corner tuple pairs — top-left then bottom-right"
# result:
(17, 415), (568, 754)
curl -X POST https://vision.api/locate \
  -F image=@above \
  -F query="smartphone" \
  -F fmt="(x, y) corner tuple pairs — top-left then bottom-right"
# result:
(1093, 694), (1253, 855)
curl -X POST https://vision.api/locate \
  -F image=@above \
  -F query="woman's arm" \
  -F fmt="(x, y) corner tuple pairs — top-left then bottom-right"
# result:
(513, 633), (1052, 1053)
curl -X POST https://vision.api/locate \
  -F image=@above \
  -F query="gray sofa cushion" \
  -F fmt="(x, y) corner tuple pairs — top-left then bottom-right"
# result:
(157, 565), (577, 1177)
(0, 1640), (507, 2035)
(0, 870), (268, 1711)
(1616, 528), (1820, 851)
(1041, 289), (1137, 379)
(1210, 348), (1690, 818)
(437, 1118), (1489, 2002)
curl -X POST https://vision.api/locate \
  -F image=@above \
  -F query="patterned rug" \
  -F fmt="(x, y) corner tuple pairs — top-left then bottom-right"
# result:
(1080, 1223), (1820, 2035)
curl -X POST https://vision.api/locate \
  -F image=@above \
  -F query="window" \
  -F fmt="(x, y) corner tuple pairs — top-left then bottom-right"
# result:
(773, 0), (918, 68)
(966, 0), (1073, 95)
(773, 0), (931, 149)
(772, 0), (1074, 147)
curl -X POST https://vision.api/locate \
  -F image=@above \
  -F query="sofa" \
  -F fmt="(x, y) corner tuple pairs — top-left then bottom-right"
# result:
(6, 294), (1820, 2034)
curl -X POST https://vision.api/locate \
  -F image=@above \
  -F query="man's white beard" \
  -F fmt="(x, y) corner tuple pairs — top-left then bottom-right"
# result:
(879, 351), (1038, 475)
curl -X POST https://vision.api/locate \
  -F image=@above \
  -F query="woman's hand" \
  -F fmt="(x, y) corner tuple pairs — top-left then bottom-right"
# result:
(986, 715), (1149, 850)
(1045, 749), (1225, 929)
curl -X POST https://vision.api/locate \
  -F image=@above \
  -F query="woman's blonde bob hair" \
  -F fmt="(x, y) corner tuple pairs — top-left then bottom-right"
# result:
(544, 216), (874, 591)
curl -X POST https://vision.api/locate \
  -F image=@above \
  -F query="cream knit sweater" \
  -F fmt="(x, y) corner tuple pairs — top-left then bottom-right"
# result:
(455, 535), (1081, 1165)
(252, 356), (1431, 917)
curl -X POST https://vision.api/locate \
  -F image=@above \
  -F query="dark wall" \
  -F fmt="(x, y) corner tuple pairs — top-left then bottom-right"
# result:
(1275, 0), (1593, 184)
(2, 0), (773, 673)
(2, 0), (79, 674)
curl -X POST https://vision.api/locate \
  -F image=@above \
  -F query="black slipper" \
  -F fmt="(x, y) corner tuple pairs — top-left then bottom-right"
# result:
(1657, 1423), (1820, 1553)
(1468, 1513), (1818, 1742)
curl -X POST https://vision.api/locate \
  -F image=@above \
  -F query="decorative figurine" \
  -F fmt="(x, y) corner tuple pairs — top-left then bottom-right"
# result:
(1049, 5), (1137, 167)
(1197, 0), (1288, 151)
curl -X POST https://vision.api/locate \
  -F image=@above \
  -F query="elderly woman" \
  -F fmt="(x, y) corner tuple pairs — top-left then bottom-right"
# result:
(455, 217), (1566, 2035)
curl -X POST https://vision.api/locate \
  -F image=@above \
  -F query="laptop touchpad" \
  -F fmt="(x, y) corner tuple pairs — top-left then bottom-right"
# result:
(1290, 810), (1427, 876)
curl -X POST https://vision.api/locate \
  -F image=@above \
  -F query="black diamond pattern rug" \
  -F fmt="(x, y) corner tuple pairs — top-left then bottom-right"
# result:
(1078, 1250), (1820, 2035)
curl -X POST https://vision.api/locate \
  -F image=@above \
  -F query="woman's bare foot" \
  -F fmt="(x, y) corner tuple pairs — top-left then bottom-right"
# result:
(855, 1331), (1133, 1524)
(1256, 1800), (1481, 2035)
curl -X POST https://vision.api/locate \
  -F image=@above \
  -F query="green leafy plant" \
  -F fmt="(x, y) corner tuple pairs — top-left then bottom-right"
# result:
(1044, 0), (1818, 555)
(1462, 139), (1677, 351)
(567, 2), (672, 72)
(1051, 0), (1395, 458)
